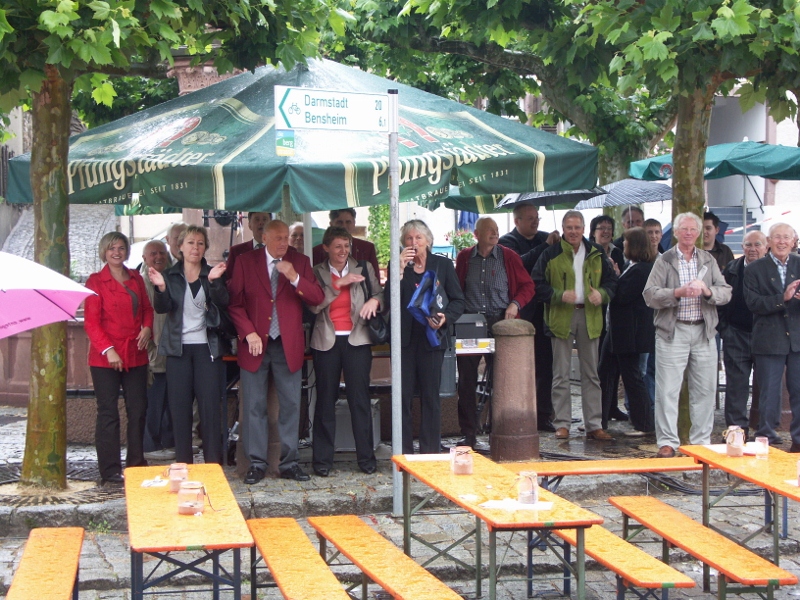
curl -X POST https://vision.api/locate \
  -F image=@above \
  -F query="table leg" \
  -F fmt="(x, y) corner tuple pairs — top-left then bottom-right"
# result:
(772, 490), (780, 566)
(233, 548), (241, 600)
(250, 546), (257, 600)
(403, 470), (411, 556)
(489, 529), (496, 600)
(475, 516), (482, 598)
(576, 528), (585, 600)
(131, 550), (143, 600)
(702, 463), (710, 593)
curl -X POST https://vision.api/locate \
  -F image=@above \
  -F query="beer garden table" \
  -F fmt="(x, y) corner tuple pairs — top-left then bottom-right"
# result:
(392, 452), (603, 600)
(124, 463), (253, 600)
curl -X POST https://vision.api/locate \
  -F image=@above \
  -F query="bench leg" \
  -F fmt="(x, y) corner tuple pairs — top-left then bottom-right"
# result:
(563, 540), (571, 597)
(233, 548), (241, 600)
(250, 546), (257, 600)
(489, 529), (496, 600)
(717, 574), (726, 600)
(527, 531), (533, 598)
(72, 568), (79, 600)
(213, 549), (220, 600)
(772, 490), (780, 566)
(576, 528), (585, 600)
(476, 516), (482, 598)
(403, 470), (411, 556)
(362, 571), (368, 600)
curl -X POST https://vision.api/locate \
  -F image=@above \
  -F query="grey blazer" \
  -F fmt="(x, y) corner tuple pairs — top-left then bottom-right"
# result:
(309, 257), (384, 351)
(743, 253), (800, 355)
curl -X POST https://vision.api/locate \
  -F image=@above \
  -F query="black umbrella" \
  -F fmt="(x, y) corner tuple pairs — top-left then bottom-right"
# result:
(496, 187), (606, 210)
(574, 179), (671, 210)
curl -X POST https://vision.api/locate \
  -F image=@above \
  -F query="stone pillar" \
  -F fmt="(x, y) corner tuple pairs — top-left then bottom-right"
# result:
(490, 319), (539, 461)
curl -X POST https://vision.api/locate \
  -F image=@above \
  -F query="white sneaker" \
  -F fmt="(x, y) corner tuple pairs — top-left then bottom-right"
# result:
(144, 448), (176, 461)
(624, 430), (647, 437)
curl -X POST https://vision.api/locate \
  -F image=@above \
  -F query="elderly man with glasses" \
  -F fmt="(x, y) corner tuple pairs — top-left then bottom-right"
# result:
(643, 212), (731, 458)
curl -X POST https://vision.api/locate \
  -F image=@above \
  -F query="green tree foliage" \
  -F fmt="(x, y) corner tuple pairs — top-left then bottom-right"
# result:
(72, 76), (179, 128)
(0, 0), (347, 488)
(368, 203), (390, 268)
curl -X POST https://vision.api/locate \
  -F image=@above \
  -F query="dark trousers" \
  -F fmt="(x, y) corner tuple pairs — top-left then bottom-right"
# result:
(754, 352), (800, 445)
(401, 331), (445, 454)
(312, 338), (375, 471)
(599, 340), (654, 432)
(166, 344), (224, 465)
(456, 353), (492, 442)
(722, 326), (757, 431)
(143, 372), (174, 452)
(532, 308), (554, 423)
(90, 365), (148, 480)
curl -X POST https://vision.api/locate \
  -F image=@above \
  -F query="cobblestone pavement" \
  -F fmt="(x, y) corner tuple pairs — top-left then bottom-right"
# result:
(3, 383), (800, 599)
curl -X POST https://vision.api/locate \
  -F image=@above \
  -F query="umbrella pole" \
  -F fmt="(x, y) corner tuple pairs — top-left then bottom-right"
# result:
(388, 89), (403, 516)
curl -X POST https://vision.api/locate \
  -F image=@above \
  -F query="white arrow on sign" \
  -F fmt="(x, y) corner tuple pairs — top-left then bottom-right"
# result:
(275, 85), (389, 132)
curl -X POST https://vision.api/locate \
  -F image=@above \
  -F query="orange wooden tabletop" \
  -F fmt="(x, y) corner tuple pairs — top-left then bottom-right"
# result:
(679, 445), (800, 502)
(125, 464), (253, 553)
(393, 453), (603, 531)
(6, 527), (84, 600)
(503, 457), (701, 476)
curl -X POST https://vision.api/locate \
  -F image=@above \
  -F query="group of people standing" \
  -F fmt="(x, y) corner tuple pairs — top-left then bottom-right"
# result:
(82, 202), (800, 486)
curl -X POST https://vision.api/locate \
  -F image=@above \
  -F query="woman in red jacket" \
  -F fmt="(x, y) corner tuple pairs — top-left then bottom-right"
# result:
(84, 232), (153, 485)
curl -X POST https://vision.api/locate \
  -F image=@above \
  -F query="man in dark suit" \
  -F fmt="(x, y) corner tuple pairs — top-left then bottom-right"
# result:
(498, 203), (560, 431)
(312, 208), (380, 274)
(225, 212), (271, 277)
(228, 220), (325, 483)
(744, 223), (800, 452)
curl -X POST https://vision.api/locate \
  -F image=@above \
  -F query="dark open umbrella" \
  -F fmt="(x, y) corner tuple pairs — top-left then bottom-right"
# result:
(574, 179), (672, 209)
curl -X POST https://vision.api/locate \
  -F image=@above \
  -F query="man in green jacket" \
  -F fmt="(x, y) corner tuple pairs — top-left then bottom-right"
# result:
(532, 210), (618, 441)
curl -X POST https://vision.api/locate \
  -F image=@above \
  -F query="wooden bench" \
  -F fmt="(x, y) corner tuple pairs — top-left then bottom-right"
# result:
(247, 518), (349, 599)
(308, 514), (462, 600)
(504, 457), (702, 492)
(6, 527), (84, 600)
(552, 525), (694, 600)
(609, 496), (798, 599)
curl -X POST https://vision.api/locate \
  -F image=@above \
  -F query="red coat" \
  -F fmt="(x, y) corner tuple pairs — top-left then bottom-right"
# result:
(313, 237), (380, 276)
(455, 245), (535, 311)
(228, 246), (324, 373)
(84, 265), (154, 369)
(225, 239), (258, 280)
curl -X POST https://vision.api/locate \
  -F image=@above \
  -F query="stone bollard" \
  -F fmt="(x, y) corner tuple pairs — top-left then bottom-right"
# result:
(490, 319), (539, 461)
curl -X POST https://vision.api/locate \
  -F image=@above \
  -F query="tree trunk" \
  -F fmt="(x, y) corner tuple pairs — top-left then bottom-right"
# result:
(20, 65), (73, 489)
(671, 84), (716, 444)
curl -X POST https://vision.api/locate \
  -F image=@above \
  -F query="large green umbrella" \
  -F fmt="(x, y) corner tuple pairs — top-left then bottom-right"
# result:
(8, 59), (597, 212)
(629, 141), (800, 181)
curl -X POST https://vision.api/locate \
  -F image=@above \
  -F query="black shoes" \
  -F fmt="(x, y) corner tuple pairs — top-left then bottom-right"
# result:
(455, 437), (477, 449)
(244, 466), (265, 485)
(313, 466), (330, 477)
(360, 464), (377, 475)
(538, 421), (556, 432)
(280, 465), (310, 481)
(101, 473), (124, 486)
(609, 408), (629, 421)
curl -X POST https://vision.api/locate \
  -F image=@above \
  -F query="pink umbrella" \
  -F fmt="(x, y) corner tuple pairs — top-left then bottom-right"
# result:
(0, 251), (95, 339)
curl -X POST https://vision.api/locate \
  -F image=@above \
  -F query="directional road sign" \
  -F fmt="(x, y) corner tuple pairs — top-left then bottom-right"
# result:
(275, 86), (389, 132)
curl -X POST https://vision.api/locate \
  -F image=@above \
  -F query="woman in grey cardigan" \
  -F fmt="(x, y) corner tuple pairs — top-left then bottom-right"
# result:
(309, 227), (383, 476)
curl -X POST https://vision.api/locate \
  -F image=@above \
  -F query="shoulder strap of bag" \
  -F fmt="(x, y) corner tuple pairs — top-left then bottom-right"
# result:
(358, 260), (372, 298)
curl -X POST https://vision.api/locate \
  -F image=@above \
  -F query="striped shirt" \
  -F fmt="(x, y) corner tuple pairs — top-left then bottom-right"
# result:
(463, 245), (510, 316)
(770, 252), (788, 288)
(676, 247), (702, 321)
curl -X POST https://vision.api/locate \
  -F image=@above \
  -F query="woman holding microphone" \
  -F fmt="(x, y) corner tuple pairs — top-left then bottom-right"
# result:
(384, 219), (464, 454)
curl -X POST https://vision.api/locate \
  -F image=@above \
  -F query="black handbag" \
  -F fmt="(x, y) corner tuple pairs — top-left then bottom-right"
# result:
(358, 261), (389, 345)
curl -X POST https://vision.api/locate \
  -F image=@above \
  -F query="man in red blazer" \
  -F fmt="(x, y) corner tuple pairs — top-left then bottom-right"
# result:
(228, 220), (324, 483)
(312, 208), (380, 274)
(225, 212), (272, 278)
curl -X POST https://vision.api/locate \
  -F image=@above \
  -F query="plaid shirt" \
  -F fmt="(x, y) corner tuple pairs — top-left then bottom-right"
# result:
(463, 245), (510, 316)
(676, 247), (702, 321)
(770, 252), (788, 288)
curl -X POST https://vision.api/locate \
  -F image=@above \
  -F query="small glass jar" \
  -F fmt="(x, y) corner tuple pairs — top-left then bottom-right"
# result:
(168, 463), (189, 493)
(177, 481), (205, 515)
(452, 446), (473, 475)
(518, 471), (539, 504)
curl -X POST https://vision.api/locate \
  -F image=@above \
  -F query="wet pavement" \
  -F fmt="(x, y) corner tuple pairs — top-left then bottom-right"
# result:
(2, 384), (800, 599)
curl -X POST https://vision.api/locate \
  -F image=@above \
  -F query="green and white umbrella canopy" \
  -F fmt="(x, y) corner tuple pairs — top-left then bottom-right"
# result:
(629, 141), (800, 181)
(9, 59), (597, 213)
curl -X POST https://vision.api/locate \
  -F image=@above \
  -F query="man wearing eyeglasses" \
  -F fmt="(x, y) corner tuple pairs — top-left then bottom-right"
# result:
(744, 223), (800, 453)
(643, 212), (731, 458)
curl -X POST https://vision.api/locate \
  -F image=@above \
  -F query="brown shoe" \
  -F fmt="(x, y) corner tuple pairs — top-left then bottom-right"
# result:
(656, 445), (676, 458)
(586, 429), (614, 441)
(555, 427), (569, 439)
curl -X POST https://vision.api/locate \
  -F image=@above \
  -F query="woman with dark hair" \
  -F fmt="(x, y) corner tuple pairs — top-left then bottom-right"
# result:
(148, 225), (229, 464)
(84, 232), (153, 485)
(589, 214), (624, 274)
(384, 219), (465, 454)
(309, 227), (383, 476)
(599, 227), (657, 435)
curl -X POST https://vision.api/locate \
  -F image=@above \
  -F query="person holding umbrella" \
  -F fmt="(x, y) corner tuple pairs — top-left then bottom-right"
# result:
(308, 227), (383, 476)
(384, 219), (465, 454)
(149, 225), (229, 465)
(84, 232), (153, 486)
